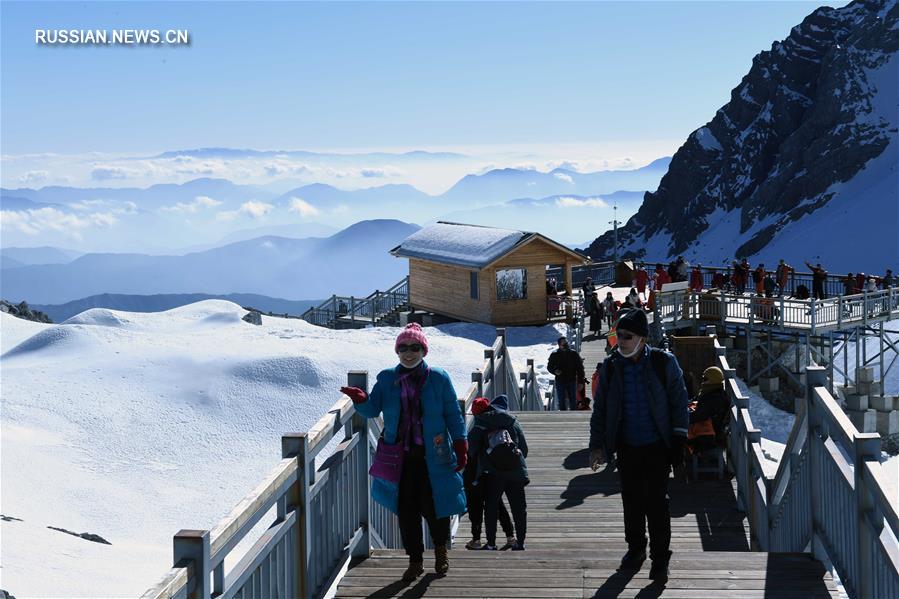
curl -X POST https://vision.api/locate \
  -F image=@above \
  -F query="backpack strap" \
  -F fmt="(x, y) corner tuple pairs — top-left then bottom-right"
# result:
(648, 348), (670, 389)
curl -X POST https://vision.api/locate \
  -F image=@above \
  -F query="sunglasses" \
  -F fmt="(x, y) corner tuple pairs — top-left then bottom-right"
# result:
(397, 344), (423, 353)
(617, 331), (635, 341)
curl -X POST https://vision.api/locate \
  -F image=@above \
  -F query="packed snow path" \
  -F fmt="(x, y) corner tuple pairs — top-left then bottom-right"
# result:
(335, 412), (840, 598)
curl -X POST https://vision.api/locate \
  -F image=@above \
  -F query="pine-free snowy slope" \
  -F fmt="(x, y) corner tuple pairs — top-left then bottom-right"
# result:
(0, 303), (563, 596)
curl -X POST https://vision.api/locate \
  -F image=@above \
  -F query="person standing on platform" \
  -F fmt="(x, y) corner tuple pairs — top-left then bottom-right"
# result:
(805, 261), (828, 300)
(635, 265), (650, 300)
(689, 265), (704, 292)
(340, 323), (468, 582)
(548, 336), (585, 411)
(775, 260), (793, 296)
(588, 309), (689, 582)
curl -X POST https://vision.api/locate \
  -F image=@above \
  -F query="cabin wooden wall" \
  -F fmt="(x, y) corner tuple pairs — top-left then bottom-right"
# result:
(490, 239), (578, 326)
(408, 258), (492, 323)
(406, 237), (585, 326)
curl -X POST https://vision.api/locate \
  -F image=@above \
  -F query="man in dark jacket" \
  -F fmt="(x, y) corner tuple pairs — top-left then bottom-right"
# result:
(468, 395), (529, 551)
(548, 336), (585, 411)
(588, 308), (689, 581)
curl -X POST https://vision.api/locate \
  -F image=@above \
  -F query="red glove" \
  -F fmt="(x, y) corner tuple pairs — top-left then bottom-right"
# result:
(453, 439), (468, 472)
(340, 386), (367, 404)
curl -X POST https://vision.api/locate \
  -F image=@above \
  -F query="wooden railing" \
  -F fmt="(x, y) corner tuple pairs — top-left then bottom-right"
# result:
(300, 276), (410, 329)
(143, 328), (545, 599)
(709, 324), (899, 598)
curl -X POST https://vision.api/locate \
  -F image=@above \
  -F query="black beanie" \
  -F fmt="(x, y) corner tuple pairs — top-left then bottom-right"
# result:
(617, 308), (649, 337)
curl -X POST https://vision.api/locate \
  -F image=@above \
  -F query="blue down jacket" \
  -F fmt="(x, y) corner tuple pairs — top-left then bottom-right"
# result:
(589, 347), (690, 458)
(354, 362), (467, 518)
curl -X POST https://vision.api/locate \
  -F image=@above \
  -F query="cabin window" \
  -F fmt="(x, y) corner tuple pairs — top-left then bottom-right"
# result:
(470, 271), (479, 300)
(496, 268), (527, 301)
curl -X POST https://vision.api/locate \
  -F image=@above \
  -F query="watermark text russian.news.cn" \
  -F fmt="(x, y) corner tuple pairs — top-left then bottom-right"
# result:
(35, 29), (191, 46)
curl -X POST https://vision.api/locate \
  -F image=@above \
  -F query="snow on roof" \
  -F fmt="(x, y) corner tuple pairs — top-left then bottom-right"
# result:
(391, 222), (533, 268)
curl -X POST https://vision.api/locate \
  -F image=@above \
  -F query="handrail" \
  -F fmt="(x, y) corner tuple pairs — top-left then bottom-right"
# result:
(650, 287), (899, 334)
(638, 260), (875, 298)
(711, 312), (899, 598)
(301, 276), (410, 328)
(143, 327), (543, 599)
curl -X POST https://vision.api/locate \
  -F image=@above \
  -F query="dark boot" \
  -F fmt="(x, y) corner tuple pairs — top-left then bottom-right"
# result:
(434, 545), (449, 575)
(619, 547), (647, 570)
(649, 550), (671, 581)
(402, 559), (424, 583)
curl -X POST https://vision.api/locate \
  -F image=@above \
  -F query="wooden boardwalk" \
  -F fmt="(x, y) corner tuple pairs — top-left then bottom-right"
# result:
(336, 412), (840, 598)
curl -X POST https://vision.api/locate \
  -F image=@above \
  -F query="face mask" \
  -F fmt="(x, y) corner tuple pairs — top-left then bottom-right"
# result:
(401, 356), (424, 369)
(618, 337), (645, 359)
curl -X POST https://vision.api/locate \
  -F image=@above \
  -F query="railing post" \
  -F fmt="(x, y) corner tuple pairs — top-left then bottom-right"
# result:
(720, 289), (727, 328)
(173, 530), (210, 599)
(350, 296), (356, 323)
(348, 371), (371, 559)
(283, 432), (311, 599)
(805, 367), (827, 568)
(484, 349), (496, 396)
(472, 371), (483, 399)
(810, 299), (817, 334)
(863, 289), (869, 326)
(855, 431), (883, 599)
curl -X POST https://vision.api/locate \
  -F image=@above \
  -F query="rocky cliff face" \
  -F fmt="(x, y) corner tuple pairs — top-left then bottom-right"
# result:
(584, 0), (898, 265)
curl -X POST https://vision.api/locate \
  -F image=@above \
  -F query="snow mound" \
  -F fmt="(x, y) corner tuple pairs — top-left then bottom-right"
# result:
(0, 311), (51, 354)
(63, 308), (136, 329)
(2, 325), (87, 359)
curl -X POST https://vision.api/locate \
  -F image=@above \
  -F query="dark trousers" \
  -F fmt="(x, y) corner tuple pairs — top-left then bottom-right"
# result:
(555, 380), (578, 411)
(398, 446), (450, 561)
(813, 283), (826, 300)
(484, 476), (527, 546)
(467, 474), (514, 540)
(617, 442), (671, 561)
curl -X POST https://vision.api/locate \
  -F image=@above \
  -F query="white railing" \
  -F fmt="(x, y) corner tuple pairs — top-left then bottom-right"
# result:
(715, 320), (899, 598)
(144, 328), (543, 599)
(651, 287), (899, 334)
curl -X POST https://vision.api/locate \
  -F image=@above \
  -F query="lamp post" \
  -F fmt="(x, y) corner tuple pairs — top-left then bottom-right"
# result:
(609, 204), (620, 263)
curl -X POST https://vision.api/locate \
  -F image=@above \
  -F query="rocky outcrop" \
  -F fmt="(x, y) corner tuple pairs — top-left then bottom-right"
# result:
(0, 300), (52, 323)
(584, 0), (898, 261)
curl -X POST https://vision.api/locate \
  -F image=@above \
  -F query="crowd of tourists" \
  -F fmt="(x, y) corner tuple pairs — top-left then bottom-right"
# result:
(337, 254), (896, 587)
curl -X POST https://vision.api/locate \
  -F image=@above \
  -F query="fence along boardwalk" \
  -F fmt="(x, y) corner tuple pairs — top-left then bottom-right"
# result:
(145, 327), (899, 599)
(335, 412), (839, 598)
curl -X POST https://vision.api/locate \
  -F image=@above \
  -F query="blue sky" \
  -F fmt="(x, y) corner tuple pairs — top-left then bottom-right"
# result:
(1, 1), (846, 155)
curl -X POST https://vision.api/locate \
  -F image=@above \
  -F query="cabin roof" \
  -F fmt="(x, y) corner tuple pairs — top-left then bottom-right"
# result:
(390, 221), (586, 269)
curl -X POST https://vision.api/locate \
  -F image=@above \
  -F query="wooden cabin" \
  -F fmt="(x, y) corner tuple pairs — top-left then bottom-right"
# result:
(390, 222), (589, 326)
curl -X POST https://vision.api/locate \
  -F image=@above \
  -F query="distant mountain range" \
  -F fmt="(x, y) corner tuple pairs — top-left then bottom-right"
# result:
(441, 158), (670, 209)
(0, 158), (671, 252)
(31, 293), (321, 323)
(1, 219), (419, 304)
(584, 0), (899, 272)
(437, 190), (645, 245)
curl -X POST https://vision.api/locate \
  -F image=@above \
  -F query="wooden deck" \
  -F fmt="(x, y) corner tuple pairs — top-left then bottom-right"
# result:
(336, 412), (840, 598)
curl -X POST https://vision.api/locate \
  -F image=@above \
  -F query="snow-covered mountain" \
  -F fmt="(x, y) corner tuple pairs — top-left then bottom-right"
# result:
(0, 219), (419, 304)
(584, 0), (899, 272)
(0, 302), (563, 596)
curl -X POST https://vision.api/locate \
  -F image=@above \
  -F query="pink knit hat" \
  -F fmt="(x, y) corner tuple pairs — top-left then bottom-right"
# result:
(395, 322), (429, 356)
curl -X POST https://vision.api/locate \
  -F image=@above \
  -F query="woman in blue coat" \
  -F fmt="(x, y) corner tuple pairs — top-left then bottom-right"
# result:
(341, 323), (467, 583)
